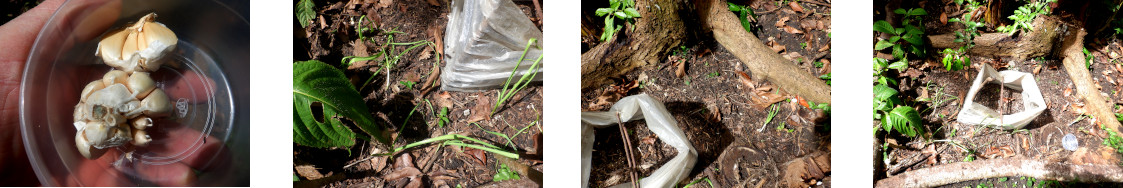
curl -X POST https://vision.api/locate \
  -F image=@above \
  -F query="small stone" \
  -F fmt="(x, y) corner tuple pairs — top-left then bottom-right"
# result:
(1062, 134), (1079, 151)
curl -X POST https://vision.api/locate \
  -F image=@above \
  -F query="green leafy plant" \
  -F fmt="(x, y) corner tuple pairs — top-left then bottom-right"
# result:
(941, 47), (971, 71)
(493, 163), (521, 182)
(436, 107), (450, 128)
(341, 29), (436, 91)
(874, 8), (927, 68)
(293, 60), (390, 148)
(682, 177), (713, 188)
(595, 0), (641, 41)
(764, 104), (779, 126)
(295, 0), (315, 28)
(707, 72), (720, 78)
(727, 2), (757, 33)
(819, 73), (831, 85)
(1103, 124), (1123, 154)
(1084, 47), (1094, 69)
(400, 81), (416, 89)
(493, 38), (543, 116)
(813, 61), (824, 68)
(996, 0), (1056, 35)
(874, 82), (926, 138)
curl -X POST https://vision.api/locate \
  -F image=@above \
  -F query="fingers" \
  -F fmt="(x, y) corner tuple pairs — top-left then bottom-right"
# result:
(142, 125), (227, 171)
(133, 161), (197, 186)
(162, 69), (217, 104)
(69, 150), (132, 186)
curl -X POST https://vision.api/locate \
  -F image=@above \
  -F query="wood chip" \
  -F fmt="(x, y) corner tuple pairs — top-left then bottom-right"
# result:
(294, 165), (325, 180)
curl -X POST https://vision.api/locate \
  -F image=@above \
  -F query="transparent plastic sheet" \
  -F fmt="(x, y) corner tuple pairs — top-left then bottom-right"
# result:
(956, 65), (1047, 130)
(442, 0), (543, 91)
(580, 94), (697, 188)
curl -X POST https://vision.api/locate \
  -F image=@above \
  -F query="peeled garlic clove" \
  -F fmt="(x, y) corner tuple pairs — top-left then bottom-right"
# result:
(132, 130), (151, 146)
(101, 70), (128, 86)
(132, 115), (152, 130)
(127, 72), (156, 99)
(79, 81), (106, 102)
(76, 129), (108, 159)
(140, 89), (172, 117)
(96, 13), (177, 73)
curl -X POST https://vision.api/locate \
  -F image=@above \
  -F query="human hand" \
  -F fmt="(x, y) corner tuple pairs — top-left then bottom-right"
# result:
(1, 0), (234, 186)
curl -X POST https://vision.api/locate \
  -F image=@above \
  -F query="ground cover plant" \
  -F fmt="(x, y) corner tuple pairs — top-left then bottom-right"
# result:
(293, 0), (544, 187)
(581, 0), (831, 187)
(873, 0), (1123, 187)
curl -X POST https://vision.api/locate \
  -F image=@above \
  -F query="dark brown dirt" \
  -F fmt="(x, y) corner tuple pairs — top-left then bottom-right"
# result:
(294, 0), (544, 187)
(581, 0), (831, 187)
(873, 0), (1123, 186)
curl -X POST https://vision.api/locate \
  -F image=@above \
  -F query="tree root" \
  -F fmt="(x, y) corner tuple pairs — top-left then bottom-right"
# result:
(928, 17), (1065, 61)
(695, 0), (831, 104)
(1059, 27), (1123, 136)
(580, 0), (686, 90)
(875, 158), (1123, 188)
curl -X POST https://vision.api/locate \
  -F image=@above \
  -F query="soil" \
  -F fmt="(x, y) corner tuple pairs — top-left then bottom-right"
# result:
(581, 0), (832, 187)
(873, 0), (1123, 186)
(293, 0), (544, 187)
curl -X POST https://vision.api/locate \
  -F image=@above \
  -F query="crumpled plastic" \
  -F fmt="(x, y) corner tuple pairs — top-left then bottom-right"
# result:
(581, 94), (697, 188)
(956, 65), (1046, 130)
(442, 0), (543, 91)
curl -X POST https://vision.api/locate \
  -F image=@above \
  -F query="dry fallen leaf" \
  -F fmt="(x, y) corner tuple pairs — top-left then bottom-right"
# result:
(939, 12), (947, 25)
(378, 0), (393, 8)
(427, 0), (441, 6)
(675, 58), (687, 78)
(782, 26), (804, 34)
(789, 2), (804, 12)
(294, 165), (325, 180)
(467, 94), (493, 123)
(735, 71), (756, 90)
(464, 148), (488, 165)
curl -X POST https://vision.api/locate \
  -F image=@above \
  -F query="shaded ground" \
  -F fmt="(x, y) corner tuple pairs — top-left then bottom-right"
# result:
(581, 0), (831, 187)
(873, 0), (1123, 187)
(0, 0), (40, 24)
(293, 0), (544, 187)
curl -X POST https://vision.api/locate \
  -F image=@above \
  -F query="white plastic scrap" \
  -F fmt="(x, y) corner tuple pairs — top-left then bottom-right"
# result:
(956, 65), (1046, 130)
(581, 94), (697, 188)
(442, 0), (543, 91)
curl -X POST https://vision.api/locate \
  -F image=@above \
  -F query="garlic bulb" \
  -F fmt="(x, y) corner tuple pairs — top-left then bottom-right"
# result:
(96, 13), (178, 73)
(74, 70), (171, 159)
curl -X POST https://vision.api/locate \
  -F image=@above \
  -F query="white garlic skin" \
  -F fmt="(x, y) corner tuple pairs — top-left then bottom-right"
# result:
(74, 70), (172, 159)
(96, 13), (177, 73)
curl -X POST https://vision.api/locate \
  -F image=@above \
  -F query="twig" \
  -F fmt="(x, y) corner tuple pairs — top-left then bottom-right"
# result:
(876, 158), (1123, 188)
(616, 112), (641, 188)
(801, 0), (831, 7)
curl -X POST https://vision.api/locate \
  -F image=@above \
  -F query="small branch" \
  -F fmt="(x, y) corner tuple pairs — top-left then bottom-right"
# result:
(876, 158), (1123, 188)
(616, 112), (641, 188)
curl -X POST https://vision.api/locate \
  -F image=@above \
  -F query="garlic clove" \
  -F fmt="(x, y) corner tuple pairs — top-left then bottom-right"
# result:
(101, 70), (128, 87)
(96, 13), (177, 73)
(127, 72), (156, 99)
(141, 89), (172, 117)
(76, 129), (108, 159)
(96, 30), (128, 64)
(132, 130), (151, 146)
(79, 81), (106, 102)
(83, 121), (112, 148)
(132, 115), (152, 130)
(74, 102), (88, 122)
(87, 84), (139, 113)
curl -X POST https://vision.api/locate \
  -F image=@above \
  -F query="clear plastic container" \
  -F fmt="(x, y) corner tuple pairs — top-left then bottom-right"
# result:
(20, 0), (249, 186)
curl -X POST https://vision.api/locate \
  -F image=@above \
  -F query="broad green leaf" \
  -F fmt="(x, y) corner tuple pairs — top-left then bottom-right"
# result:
(888, 59), (908, 70)
(873, 20), (895, 34)
(295, 0), (315, 28)
(595, 8), (613, 16)
(614, 11), (629, 19)
(908, 8), (928, 16)
(727, 3), (743, 12)
(894, 8), (907, 15)
(493, 164), (521, 182)
(875, 40), (894, 50)
(623, 8), (641, 18)
(739, 10), (752, 33)
(888, 106), (924, 137)
(293, 60), (389, 148)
